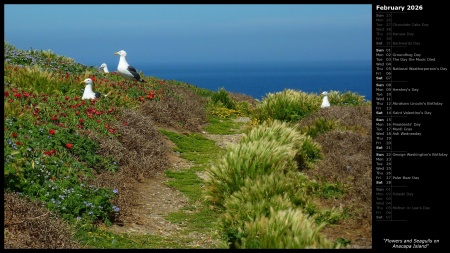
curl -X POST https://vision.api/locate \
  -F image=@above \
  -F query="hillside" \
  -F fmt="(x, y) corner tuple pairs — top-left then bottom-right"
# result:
(4, 42), (372, 249)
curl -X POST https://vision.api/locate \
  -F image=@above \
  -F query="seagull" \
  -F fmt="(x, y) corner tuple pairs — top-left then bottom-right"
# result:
(321, 91), (330, 108)
(99, 63), (109, 73)
(114, 50), (144, 82)
(80, 78), (109, 100)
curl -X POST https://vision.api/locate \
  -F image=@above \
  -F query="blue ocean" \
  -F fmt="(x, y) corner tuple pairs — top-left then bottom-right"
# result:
(140, 60), (372, 101)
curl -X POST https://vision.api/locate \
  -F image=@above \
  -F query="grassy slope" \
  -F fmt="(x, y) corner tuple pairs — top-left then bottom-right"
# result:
(4, 42), (371, 249)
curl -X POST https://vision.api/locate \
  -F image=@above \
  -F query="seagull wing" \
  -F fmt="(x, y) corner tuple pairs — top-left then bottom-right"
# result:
(127, 65), (142, 80)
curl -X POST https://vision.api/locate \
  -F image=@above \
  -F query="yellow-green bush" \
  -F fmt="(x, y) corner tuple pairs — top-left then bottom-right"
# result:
(204, 139), (298, 207)
(242, 120), (323, 170)
(240, 120), (304, 145)
(299, 117), (338, 138)
(327, 90), (369, 106)
(221, 171), (314, 247)
(236, 207), (335, 249)
(253, 89), (321, 122)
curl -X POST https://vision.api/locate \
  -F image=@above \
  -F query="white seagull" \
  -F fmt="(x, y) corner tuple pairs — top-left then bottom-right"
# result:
(99, 63), (109, 73)
(321, 91), (331, 108)
(80, 78), (109, 100)
(114, 50), (144, 82)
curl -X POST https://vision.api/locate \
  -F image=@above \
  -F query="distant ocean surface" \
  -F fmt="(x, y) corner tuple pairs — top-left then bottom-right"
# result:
(140, 60), (372, 101)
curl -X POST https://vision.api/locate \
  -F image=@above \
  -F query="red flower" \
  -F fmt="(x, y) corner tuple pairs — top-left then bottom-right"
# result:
(146, 90), (156, 99)
(79, 119), (83, 124)
(49, 129), (55, 135)
(14, 93), (21, 99)
(12, 133), (17, 138)
(108, 128), (115, 133)
(65, 143), (73, 149)
(4, 91), (9, 97)
(44, 149), (56, 156)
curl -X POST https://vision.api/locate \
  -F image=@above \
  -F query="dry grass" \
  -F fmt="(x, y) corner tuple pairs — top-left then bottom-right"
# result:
(4, 191), (84, 249)
(298, 105), (372, 247)
(140, 82), (209, 132)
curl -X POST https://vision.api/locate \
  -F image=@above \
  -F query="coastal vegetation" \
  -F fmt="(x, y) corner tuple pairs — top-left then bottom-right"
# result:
(4, 41), (372, 249)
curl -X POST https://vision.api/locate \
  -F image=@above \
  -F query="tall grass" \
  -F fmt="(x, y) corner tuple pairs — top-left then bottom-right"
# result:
(220, 171), (316, 247)
(252, 89), (321, 122)
(204, 139), (298, 207)
(238, 208), (334, 249)
(326, 90), (370, 106)
(241, 120), (323, 170)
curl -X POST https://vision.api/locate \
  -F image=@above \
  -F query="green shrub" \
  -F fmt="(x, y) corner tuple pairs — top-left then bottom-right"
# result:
(211, 87), (236, 110)
(235, 101), (252, 116)
(300, 117), (338, 138)
(327, 90), (368, 106)
(253, 89), (321, 122)
(297, 136), (324, 170)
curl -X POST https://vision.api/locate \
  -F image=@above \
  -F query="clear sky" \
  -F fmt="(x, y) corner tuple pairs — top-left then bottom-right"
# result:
(4, 4), (371, 67)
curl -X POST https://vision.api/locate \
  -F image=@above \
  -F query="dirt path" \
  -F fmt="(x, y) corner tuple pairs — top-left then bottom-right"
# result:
(107, 118), (249, 248)
(108, 147), (223, 248)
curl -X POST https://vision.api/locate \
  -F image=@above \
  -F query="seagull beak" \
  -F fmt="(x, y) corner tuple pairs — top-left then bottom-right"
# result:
(80, 80), (85, 84)
(114, 52), (119, 55)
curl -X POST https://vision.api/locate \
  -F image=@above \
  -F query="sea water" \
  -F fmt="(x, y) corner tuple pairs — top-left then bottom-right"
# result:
(140, 60), (372, 101)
